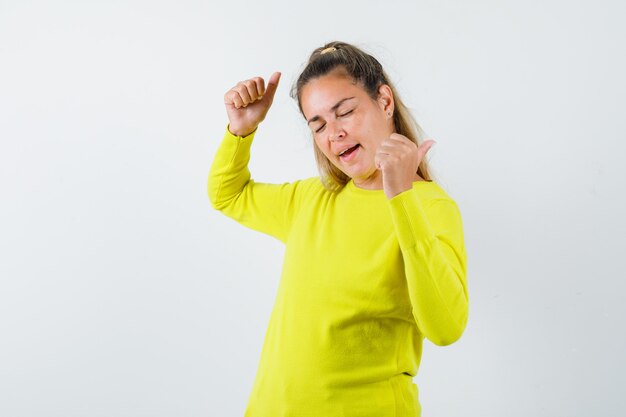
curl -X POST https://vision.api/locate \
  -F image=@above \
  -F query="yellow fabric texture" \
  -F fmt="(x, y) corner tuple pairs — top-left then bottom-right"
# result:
(208, 126), (469, 417)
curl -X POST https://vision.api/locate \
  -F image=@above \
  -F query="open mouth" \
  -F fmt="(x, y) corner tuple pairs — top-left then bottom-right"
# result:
(339, 144), (360, 161)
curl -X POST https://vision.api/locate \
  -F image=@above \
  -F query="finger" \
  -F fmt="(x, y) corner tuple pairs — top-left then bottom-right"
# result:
(388, 133), (411, 142)
(378, 141), (406, 154)
(235, 84), (253, 106)
(244, 79), (261, 102)
(379, 138), (405, 148)
(375, 153), (383, 170)
(388, 133), (416, 147)
(225, 90), (244, 109)
(262, 71), (281, 103)
(231, 93), (244, 109)
(376, 145), (393, 156)
(383, 136), (410, 147)
(387, 135), (417, 152)
(377, 144), (396, 154)
(419, 140), (436, 155)
(254, 77), (265, 97)
(375, 153), (390, 170)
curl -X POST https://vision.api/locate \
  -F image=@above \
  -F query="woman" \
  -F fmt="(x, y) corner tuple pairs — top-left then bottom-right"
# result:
(208, 41), (468, 417)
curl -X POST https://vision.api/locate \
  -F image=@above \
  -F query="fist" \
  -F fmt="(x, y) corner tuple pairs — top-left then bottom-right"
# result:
(374, 133), (436, 199)
(224, 71), (281, 137)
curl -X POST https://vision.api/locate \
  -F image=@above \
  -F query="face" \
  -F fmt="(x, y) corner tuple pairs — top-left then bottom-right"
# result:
(300, 69), (395, 189)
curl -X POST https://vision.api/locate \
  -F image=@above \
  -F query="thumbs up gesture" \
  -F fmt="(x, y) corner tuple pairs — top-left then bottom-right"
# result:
(224, 71), (281, 137)
(375, 133), (436, 200)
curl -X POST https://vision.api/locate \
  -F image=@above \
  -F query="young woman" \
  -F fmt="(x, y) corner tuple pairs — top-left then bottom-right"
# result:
(209, 41), (469, 417)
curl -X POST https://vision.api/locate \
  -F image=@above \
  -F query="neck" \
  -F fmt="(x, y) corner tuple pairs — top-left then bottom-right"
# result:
(352, 172), (425, 190)
(352, 170), (383, 190)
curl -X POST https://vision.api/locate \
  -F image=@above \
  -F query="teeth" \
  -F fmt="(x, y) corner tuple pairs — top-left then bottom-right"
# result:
(339, 145), (356, 156)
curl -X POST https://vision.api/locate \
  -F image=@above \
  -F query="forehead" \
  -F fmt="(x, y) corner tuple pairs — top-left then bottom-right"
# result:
(300, 72), (367, 118)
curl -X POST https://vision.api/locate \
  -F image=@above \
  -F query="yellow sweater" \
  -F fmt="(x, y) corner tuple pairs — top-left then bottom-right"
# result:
(208, 126), (469, 417)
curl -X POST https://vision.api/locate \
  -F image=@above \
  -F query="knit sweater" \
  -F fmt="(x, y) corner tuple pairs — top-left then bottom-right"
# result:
(208, 126), (469, 417)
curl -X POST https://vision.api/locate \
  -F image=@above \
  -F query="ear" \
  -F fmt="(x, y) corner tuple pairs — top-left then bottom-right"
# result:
(377, 84), (394, 116)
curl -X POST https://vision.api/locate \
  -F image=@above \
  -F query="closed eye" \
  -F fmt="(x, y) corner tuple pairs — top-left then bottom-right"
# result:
(314, 109), (353, 133)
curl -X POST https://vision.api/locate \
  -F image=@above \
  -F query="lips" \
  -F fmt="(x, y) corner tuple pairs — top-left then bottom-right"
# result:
(338, 144), (360, 162)
(337, 144), (359, 156)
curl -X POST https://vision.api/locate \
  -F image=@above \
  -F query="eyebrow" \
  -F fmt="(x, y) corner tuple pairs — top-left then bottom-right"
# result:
(306, 97), (356, 125)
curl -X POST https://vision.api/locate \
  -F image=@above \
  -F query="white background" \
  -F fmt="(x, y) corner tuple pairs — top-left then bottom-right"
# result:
(1, 0), (625, 416)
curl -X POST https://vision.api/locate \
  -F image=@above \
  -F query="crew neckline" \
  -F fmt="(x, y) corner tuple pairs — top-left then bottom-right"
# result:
(345, 178), (437, 196)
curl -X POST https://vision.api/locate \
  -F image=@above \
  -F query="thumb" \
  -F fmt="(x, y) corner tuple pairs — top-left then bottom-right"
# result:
(419, 139), (436, 156)
(262, 71), (281, 103)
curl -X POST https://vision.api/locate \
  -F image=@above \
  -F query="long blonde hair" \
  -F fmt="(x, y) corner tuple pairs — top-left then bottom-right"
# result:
(290, 41), (434, 192)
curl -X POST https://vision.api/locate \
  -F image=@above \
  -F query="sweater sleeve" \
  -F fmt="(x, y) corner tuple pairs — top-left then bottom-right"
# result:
(387, 187), (469, 346)
(207, 125), (306, 243)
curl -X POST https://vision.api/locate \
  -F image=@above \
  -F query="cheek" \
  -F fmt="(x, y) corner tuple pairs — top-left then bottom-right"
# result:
(314, 137), (331, 158)
(362, 121), (387, 147)
(315, 135), (330, 149)
(351, 113), (374, 139)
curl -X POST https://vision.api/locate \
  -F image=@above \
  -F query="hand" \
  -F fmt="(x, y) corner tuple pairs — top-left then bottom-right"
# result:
(224, 71), (281, 137)
(374, 133), (436, 200)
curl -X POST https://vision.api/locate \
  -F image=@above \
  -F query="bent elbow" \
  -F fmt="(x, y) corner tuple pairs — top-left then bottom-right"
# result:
(429, 330), (463, 347)
(207, 179), (228, 211)
(207, 185), (225, 211)
(208, 192), (228, 212)
(209, 197), (223, 211)
(207, 185), (219, 210)
(425, 314), (469, 347)
(208, 188), (220, 210)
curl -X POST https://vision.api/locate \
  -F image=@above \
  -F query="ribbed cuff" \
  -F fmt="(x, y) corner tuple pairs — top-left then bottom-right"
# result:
(225, 123), (258, 140)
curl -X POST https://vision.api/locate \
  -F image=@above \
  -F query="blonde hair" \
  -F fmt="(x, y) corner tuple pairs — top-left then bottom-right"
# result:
(290, 41), (435, 192)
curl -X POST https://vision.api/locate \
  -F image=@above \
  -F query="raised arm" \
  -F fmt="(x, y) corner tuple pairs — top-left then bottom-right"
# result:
(208, 125), (308, 243)
(222, 71), (281, 138)
(208, 71), (307, 243)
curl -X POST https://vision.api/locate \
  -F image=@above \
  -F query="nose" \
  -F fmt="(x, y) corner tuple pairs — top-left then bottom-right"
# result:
(328, 120), (346, 142)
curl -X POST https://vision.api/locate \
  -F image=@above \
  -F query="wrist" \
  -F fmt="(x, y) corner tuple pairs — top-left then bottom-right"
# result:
(385, 183), (413, 200)
(228, 123), (257, 137)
